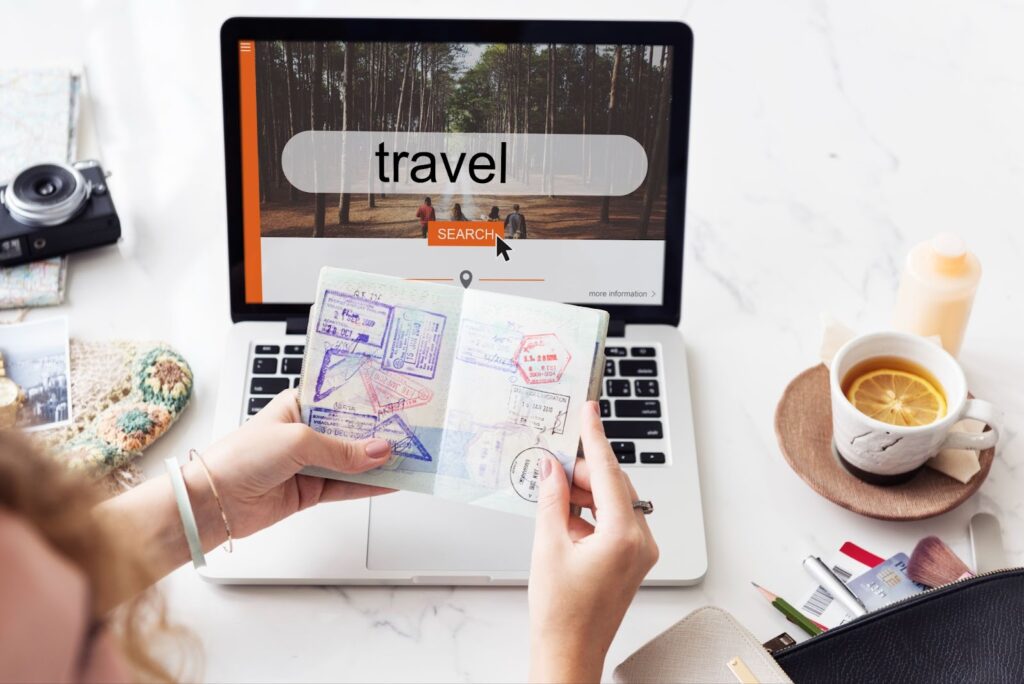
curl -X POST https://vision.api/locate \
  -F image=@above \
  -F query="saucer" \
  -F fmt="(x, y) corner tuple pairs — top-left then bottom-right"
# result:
(774, 364), (994, 521)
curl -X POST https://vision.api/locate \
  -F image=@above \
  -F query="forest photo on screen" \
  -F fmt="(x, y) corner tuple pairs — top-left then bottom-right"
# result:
(253, 41), (673, 240)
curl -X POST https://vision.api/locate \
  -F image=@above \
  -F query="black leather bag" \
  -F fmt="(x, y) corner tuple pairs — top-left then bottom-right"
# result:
(774, 568), (1024, 683)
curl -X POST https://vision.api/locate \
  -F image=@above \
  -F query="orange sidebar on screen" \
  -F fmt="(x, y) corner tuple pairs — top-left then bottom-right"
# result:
(239, 40), (263, 303)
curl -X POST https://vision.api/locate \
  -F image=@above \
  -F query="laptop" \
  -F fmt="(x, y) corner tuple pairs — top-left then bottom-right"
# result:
(205, 17), (707, 585)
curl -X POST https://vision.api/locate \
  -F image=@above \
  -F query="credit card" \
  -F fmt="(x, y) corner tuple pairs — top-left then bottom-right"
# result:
(847, 553), (927, 611)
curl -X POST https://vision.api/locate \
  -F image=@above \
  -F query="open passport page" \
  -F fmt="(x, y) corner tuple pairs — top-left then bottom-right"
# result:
(297, 267), (609, 517)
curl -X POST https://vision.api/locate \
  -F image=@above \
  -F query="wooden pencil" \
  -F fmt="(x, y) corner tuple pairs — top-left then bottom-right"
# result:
(751, 581), (823, 637)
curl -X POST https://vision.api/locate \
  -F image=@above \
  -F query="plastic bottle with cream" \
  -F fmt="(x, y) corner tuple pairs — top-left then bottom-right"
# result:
(893, 233), (981, 356)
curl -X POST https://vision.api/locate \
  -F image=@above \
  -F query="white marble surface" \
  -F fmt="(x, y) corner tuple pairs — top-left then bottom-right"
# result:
(3, 0), (1023, 681)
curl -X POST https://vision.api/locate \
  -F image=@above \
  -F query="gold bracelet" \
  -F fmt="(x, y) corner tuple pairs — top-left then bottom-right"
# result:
(188, 449), (233, 553)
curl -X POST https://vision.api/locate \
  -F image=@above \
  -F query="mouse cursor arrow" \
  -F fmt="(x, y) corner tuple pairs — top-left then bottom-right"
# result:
(495, 236), (512, 262)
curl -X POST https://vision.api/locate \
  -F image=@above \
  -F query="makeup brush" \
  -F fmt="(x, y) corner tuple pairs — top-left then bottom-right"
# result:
(907, 536), (974, 588)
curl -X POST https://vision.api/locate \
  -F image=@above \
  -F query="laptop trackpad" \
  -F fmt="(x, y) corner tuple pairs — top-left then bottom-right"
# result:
(366, 493), (534, 571)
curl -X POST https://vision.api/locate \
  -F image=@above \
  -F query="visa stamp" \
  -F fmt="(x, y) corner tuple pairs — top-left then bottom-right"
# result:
(316, 290), (393, 348)
(359, 363), (433, 416)
(514, 333), (571, 384)
(368, 414), (432, 462)
(462, 426), (506, 488)
(510, 446), (554, 502)
(507, 385), (570, 435)
(381, 306), (446, 379)
(307, 407), (377, 439)
(315, 348), (372, 402)
(455, 319), (523, 373)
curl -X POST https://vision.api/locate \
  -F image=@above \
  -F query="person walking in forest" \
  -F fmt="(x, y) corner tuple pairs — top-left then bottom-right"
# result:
(504, 203), (528, 239)
(415, 196), (436, 238)
(484, 205), (501, 222)
(450, 203), (468, 221)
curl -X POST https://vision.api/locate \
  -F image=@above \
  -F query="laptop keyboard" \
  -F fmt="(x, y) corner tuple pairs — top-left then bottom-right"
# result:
(242, 340), (669, 466)
(600, 342), (668, 466)
(242, 342), (305, 421)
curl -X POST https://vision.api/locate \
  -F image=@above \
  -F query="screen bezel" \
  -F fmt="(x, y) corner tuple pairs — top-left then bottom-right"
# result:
(221, 17), (692, 325)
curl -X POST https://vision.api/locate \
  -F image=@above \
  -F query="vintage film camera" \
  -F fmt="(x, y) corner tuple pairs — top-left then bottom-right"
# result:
(0, 160), (121, 266)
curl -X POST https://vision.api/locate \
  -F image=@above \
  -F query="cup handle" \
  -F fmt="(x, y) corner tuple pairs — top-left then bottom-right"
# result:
(941, 399), (1000, 451)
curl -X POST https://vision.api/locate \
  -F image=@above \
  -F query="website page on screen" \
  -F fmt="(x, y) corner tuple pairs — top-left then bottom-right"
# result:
(237, 39), (673, 305)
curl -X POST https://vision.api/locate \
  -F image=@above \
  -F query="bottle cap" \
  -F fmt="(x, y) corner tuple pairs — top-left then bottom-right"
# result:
(930, 232), (967, 272)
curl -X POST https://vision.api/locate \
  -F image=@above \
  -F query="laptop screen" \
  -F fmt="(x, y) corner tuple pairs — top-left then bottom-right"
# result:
(237, 39), (674, 307)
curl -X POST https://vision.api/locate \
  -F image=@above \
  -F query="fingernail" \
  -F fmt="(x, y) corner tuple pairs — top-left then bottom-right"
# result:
(589, 401), (600, 417)
(540, 456), (552, 481)
(365, 439), (391, 459)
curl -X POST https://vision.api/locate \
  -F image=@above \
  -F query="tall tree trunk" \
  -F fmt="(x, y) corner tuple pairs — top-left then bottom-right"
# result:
(380, 44), (388, 130)
(296, 43), (309, 138)
(583, 44), (595, 182)
(600, 46), (622, 224)
(368, 44), (376, 208)
(629, 46), (642, 135)
(337, 43), (354, 225)
(265, 44), (280, 197)
(284, 42), (298, 201)
(407, 45), (418, 133)
(643, 46), (656, 152)
(418, 45), (427, 131)
(426, 46), (436, 131)
(326, 46), (334, 128)
(312, 42), (327, 236)
(542, 44), (555, 197)
(379, 44), (389, 198)
(639, 48), (672, 238)
(627, 46), (643, 188)
(523, 45), (531, 183)
(505, 46), (513, 134)
(511, 46), (518, 136)
(395, 44), (413, 133)
(256, 44), (268, 202)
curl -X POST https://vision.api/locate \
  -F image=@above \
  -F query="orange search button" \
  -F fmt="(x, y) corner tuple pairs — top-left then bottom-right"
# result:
(427, 221), (500, 247)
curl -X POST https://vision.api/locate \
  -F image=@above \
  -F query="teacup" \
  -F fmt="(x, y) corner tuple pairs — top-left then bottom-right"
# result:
(830, 331), (999, 485)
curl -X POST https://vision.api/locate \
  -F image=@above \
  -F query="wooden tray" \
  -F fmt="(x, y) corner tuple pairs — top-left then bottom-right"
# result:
(775, 364), (994, 521)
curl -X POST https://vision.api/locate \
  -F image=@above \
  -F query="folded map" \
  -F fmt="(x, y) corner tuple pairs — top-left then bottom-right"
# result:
(298, 267), (609, 516)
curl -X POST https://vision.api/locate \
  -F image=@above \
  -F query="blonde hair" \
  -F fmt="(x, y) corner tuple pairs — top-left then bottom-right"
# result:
(0, 431), (192, 682)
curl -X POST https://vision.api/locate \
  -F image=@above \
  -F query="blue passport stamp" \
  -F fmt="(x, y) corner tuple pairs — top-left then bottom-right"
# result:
(317, 290), (393, 348)
(380, 306), (446, 379)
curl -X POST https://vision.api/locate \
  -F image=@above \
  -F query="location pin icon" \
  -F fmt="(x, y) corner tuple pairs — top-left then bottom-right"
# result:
(460, 270), (473, 289)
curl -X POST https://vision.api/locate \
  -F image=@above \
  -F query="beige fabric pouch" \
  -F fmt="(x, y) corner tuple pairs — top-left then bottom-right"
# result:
(613, 606), (793, 684)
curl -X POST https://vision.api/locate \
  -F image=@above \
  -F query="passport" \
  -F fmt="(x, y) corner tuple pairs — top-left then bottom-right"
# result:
(297, 267), (608, 516)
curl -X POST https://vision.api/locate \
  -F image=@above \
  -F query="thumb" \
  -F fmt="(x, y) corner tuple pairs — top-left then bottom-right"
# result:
(533, 455), (570, 546)
(289, 425), (392, 474)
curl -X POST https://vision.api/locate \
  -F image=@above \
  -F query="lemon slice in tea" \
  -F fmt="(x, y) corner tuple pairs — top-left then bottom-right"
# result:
(846, 369), (947, 427)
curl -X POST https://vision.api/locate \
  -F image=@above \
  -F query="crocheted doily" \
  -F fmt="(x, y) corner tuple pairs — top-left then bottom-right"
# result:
(32, 340), (193, 492)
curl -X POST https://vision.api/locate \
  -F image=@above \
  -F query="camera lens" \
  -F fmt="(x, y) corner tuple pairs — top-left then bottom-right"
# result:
(2, 163), (90, 227)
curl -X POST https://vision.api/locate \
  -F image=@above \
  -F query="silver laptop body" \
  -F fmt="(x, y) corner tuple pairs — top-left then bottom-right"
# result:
(204, 16), (706, 585)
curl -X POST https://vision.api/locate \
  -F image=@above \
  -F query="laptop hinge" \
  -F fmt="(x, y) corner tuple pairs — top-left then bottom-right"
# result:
(285, 316), (309, 335)
(607, 319), (627, 338)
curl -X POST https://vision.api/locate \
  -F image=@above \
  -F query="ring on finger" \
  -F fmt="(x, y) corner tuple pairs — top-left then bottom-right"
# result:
(632, 500), (654, 515)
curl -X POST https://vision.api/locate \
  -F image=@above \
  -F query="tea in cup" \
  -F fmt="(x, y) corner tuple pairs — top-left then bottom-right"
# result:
(830, 332), (999, 484)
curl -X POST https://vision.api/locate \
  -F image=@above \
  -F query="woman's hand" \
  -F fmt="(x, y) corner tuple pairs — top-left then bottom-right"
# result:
(190, 389), (394, 539)
(528, 401), (659, 683)
(98, 389), (393, 582)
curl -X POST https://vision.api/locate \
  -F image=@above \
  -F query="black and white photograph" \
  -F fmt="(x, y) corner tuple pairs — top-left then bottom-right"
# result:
(0, 317), (72, 430)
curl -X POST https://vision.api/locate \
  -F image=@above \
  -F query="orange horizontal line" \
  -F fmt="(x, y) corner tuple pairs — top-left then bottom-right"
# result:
(478, 278), (546, 282)
(405, 277), (454, 281)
